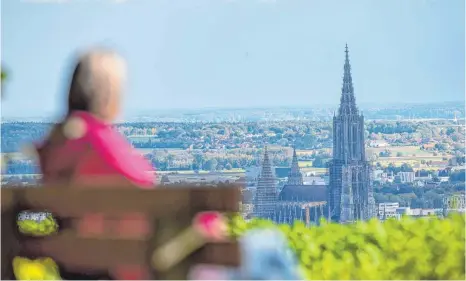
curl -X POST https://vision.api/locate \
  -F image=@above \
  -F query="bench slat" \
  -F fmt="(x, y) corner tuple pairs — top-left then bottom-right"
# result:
(21, 232), (240, 270)
(2, 185), (240, 217)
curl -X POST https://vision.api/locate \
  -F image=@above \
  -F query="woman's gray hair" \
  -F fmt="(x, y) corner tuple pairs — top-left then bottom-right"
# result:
(68, 48), (127, 118)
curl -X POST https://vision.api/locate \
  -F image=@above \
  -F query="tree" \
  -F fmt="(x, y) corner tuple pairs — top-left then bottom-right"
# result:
(193, 152), (204, 170)
(400, 163), (413, 172)
(166, 154), (175, 170)
(449, 170), (465, 182)
(446, 128), (455, 136)
(435, 143), (447, 151)
(204, 159), (218, 171)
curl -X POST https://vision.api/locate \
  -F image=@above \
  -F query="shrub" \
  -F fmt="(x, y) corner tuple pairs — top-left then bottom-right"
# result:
(229, 214), (465, 280)
(16, 212), (466, 280)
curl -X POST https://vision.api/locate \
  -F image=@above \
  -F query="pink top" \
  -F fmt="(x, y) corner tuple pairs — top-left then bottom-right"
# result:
(36, 111), (155, 279)
(37, 110), (155, 186)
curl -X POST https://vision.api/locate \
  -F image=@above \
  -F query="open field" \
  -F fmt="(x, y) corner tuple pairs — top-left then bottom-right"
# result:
(367, 145), (435, 157)
(378, 156), (448, 161)
(301, 167), (327, 174)
(159, 168), (245, 174)
(137, 148), (186, 154)
(298, 160), (313, 168)
(296, 149), (331, 156)
(1, 144), (452, 176)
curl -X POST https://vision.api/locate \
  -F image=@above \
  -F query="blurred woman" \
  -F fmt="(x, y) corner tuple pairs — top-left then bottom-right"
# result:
(34, 49), (155, 280)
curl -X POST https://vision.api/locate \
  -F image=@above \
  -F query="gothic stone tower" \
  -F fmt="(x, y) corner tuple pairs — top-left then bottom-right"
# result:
(328, 45), (376, 223)
(287, 147), (304, 185)
(254, 146), (278, 219)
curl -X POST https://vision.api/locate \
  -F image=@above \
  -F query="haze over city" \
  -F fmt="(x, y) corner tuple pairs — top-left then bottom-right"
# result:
(2, 0), (464, 119)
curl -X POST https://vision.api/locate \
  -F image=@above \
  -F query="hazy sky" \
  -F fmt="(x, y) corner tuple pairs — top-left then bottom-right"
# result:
(2, 0), (464, 118)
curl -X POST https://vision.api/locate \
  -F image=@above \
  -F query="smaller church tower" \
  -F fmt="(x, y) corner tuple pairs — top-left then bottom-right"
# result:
(254, 146), (278, 219)
(287, 147), (303, 185)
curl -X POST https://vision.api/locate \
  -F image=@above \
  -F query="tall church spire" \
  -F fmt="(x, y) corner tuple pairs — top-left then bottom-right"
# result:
(287, 146), (303, 185)
(339, 44), (358, 116)
(329, 45), (375, 223)
(254, 145), (277, 219)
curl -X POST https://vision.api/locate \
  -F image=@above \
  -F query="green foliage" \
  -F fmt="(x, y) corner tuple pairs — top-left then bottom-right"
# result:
(17, 212), (58, 237)
(229, 214), (465, 280)
(15, 211), (466, 280)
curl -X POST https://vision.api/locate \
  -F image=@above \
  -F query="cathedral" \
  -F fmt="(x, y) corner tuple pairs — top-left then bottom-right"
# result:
(253, 45), (376, 224)
(253, 146), (327, 225)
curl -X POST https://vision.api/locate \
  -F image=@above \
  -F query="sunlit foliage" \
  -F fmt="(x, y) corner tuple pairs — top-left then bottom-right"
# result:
(229, 214), (465, 280)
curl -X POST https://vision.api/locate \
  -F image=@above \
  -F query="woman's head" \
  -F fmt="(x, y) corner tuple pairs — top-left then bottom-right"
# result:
(68, 49), (127, 123)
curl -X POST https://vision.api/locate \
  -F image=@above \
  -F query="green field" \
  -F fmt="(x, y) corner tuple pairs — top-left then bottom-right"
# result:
(2, 144), (452, 176)
(301, 167), (327, 174)
(157, 168), (245, 175)
(367, 145), (435, 157)
(298, 160), (313, 168)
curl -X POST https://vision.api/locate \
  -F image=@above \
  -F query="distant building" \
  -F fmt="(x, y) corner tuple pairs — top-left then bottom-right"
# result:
(303, 176), (326, 185)
(395, 207), (411, 219)
(397, 172), (415, 183)
(379, 204), (444, 220)
(408, 208), (439, 217)
(443, 194), (466, 215)
(369, 140), (389, 148)
(413, 180), (425, 187)
(415, 172), (432, 182)
(378, 202), (399, 220)
(421, 143), (436, 151)
(373, 169), (384, 183)
(253, 147), (327, 225)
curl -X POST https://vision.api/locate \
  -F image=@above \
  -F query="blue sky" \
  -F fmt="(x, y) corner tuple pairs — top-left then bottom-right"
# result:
(1, 0), (464, 118)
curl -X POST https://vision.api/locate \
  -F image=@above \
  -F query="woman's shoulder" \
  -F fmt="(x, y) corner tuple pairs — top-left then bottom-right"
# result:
(71, 112), (156, 187)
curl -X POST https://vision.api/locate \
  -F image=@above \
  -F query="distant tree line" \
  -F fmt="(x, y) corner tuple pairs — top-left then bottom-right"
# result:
(374, 182), (464, 209)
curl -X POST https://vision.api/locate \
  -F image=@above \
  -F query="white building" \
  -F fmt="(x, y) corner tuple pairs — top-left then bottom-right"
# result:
(438, 176), (450, 183)
(378, 202), (400, 220)
(393, 207), (443, 220)
(415, 173), (432, 182)
(373, 170), (384, 183)
(397, 172), (415, 183)
(303, 176), (326, 185)
(444, 194), (466, 214)
(369, 140), (389, 148)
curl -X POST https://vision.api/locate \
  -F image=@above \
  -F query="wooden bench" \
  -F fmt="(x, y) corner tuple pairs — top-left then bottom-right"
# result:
(1, 184), (241, 280)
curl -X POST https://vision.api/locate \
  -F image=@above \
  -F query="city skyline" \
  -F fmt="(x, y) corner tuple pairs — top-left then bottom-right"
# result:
(2, 0), (464, 118)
